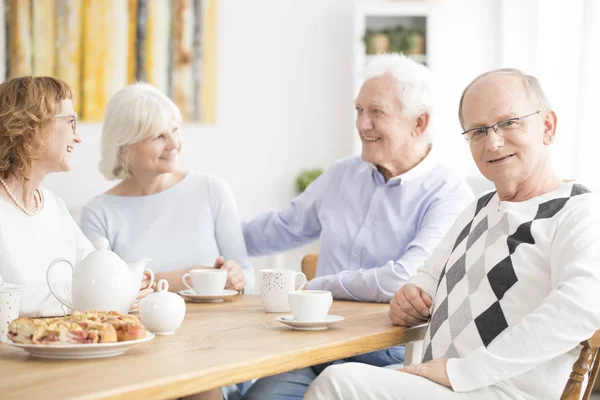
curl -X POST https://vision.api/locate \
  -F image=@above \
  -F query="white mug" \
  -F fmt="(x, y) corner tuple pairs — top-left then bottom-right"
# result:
(0, 283), (21, 342)
(260, 269), (307, 313)
(288, 290), (333, 322)
(182, 269), (227, 295)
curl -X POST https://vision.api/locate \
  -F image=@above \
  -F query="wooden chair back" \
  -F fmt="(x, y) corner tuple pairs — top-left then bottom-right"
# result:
(301, 253), (319, 281)
(561, 330), (600, 399)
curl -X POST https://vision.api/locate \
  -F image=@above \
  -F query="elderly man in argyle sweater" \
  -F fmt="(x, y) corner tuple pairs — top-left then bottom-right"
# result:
(305, 69), (600, 400)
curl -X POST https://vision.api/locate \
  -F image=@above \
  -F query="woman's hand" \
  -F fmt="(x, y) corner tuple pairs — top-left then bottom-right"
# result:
(136, 271), (155, 300)
(214, 256), (246, 292)
(131, 272), (155, 311)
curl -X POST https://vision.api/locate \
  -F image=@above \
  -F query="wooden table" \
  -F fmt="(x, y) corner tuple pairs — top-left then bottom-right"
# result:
(0, 295), (426, 400)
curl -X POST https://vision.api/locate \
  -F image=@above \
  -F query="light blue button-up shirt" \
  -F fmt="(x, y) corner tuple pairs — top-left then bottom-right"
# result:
(243, 151), (474, 302)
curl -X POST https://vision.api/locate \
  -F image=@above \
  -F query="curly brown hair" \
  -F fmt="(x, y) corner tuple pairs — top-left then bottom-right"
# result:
(0, 76), (73, 180)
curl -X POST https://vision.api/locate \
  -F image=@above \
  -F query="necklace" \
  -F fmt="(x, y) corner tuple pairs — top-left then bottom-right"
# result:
(0, 177), (44, 216)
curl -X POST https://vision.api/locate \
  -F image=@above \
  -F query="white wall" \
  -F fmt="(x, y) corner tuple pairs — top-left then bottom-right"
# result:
(427, 0), (497, 178)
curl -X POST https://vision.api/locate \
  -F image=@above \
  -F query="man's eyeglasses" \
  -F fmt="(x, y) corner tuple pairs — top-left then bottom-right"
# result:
(55, 112), (78, 133)
(461, 111), (541, 143)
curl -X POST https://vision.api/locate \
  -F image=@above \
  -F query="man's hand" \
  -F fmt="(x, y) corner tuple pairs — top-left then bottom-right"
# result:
(214, 256), (246, 292)
(399, 358), (451, 388)
(389, 283), (432, 326)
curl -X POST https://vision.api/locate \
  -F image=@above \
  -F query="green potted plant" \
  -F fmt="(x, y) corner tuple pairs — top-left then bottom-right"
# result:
(364, 29), (390, 54)
(406, 29), (426, 55)
(296, 168), (323, 194)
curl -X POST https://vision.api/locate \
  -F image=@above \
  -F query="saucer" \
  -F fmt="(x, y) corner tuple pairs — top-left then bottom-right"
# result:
(177, 289), (238, 303)
(275, 315), (345, 331)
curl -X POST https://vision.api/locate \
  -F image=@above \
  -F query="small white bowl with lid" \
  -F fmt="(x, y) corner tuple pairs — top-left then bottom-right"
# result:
(139, 279), (186, 335)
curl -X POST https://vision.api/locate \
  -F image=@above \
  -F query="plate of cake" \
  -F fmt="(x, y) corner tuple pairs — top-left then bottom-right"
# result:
(3, 310), (154, 359)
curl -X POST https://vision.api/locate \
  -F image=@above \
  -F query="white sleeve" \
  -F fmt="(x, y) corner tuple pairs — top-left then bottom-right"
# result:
(410, 200), (477, 300)
(447, 200), (600, 391)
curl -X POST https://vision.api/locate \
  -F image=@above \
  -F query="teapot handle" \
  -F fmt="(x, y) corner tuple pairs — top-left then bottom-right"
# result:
(143, 268), (155, 289)
(46, 258), (74, 311)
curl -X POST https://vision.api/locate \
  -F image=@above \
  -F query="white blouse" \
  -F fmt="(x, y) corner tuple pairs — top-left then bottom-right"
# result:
(0, 188), (94, 317)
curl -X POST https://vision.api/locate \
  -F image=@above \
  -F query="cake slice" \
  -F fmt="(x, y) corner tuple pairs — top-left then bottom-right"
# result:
(7, 318), (87, 345)
(7, 310), (146, 345)
(88, 310), (147, 341)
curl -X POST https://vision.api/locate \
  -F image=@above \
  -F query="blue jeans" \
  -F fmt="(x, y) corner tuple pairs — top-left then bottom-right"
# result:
(240, 346), (405, 400)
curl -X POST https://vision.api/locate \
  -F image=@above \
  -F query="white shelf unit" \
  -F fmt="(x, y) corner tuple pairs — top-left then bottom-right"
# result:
(352, 0), (433, 154)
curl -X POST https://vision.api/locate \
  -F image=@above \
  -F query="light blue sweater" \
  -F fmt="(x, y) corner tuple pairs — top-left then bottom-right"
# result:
(80, 172), (254, 293)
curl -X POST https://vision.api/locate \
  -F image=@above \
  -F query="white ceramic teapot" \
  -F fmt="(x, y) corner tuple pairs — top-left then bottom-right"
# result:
(46, 237), (153, 314)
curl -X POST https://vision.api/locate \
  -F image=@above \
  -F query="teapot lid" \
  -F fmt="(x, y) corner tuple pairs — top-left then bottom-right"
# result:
(81, 237), (126, 270)
(157, 279), (169, 293)
(140, 279), (184, 306)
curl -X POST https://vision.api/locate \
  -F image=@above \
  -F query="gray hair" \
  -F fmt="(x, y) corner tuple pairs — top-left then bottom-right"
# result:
(361, 53), (434, 143)
(458, 68), (551, 129)
(99, 83), (182, 180)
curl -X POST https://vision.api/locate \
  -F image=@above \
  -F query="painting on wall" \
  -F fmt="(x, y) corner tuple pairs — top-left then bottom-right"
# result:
(0, 0), (218, 124)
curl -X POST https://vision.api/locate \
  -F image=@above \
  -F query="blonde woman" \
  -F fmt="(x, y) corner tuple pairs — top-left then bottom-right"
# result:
(80, 83), (254, 297)
(80, 83), (253, 400)
(0, 76), (153, 317)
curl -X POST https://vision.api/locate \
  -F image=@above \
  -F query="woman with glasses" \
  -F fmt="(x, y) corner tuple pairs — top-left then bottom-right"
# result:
(0, 76), (154, 317)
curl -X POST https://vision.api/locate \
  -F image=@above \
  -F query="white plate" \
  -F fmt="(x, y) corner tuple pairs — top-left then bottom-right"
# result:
(178, 289), (238, 303)
(3, 332), (155, 359)
(275, 315), (345, 331)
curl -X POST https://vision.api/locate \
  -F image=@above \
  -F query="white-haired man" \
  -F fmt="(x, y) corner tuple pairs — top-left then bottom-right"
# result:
(241, 54), (474, 399)
(305, 69), (600, 400)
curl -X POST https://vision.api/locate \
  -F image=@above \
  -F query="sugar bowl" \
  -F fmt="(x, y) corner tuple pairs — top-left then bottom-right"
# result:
(139, 279), (186, 335)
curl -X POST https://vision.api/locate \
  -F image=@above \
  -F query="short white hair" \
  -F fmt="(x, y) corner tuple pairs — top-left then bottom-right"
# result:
(99, 83), (182, 180)
(361, 53), (434, 142)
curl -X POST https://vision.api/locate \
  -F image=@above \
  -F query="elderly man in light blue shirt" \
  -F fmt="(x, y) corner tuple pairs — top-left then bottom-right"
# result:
(241, 54), (474, 400)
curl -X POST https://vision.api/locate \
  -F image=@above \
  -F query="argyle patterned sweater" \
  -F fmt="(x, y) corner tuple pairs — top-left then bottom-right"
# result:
(411, 182), (600, 400)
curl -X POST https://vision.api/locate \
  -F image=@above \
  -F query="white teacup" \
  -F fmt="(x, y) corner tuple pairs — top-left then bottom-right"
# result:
(182, 269), (227, 295)
(0, 283), (21, 342)
(288, 290), (333, 322)
(260, 269), (307, 313)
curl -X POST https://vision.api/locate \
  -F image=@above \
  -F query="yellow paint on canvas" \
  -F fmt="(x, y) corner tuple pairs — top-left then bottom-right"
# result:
(0, 1), (6, 80)
(202, 0), (218, 124)
(172, 0), (193, 121)
(4, 0), (217, 122)
(82, 0), (127, 121)
(145, 0), (154, 85)
(82, 0), (108, 119)
(55, 0), (83, 115)
(127, 0), (137, 84)
(145, 0), (170, 94)
(8, 0), (32, 77)
(32, 0), (55, 76)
